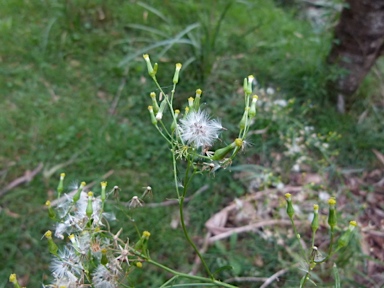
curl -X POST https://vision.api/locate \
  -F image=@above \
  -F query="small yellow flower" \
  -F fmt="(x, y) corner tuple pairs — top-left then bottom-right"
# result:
(328, 197), (336, 206)
(143, 231), (151, 239)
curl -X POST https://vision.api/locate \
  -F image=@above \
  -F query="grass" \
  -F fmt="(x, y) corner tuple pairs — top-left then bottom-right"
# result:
(0, 0), (383, 287)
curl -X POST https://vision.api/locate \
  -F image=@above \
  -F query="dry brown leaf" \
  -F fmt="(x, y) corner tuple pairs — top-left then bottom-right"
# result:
(373, 149), (384, 166)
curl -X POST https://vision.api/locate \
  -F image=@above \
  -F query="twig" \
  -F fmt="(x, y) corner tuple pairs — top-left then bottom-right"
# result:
(225, 276), (268, 284)
(49, 170), (114, 207)
(40, 78), (59, 102)
(260, 267), (290, 288)
(0, 163), (44, 197)
(208, 220), (292, 243)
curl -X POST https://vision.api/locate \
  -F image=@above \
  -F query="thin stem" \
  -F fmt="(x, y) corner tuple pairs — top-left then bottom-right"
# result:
(159, 275), (179, 288)
(328, 228), (335, 256)
(172, 148), (180, 199)
(177, 159), (213, 278)
(310, 232), (315, 252)
(301, 271), (310, 288)
(179, 195), (213, 279)
(289, 217), (307, 261)
(155, 124), (172, 145)
(146, 258), (238, 288)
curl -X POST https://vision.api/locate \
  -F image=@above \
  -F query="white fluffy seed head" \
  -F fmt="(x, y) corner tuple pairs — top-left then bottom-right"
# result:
(179, 110), (222, 148)
(92, 265), (119, 288)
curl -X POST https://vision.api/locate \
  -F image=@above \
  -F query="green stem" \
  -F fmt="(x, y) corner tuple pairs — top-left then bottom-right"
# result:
(289, 216), (307, 261)
(328, 228), (335, 256)
(172, 148), (180, 199)
(155, 123), (172, 145)
(179, 195), (213, 279)
(147, 258), (237, 288)
(301, 271), (310, 288)
(160, 275), (179, 288)
(177, 159), (213, 279)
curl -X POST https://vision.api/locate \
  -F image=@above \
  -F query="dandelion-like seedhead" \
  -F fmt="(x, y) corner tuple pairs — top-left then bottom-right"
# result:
(92, 265), (120, 288)
(50, 246), (82, 282)
(41, 178), (151, 288)
(179, 110), (223, 148)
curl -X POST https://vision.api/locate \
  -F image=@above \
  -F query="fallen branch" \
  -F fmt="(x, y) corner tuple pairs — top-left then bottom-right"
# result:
(260, 267), (291, 288)
(225, 276), (268, 284)
(0, 163), (44, 197)
(208, 219), (292, 243)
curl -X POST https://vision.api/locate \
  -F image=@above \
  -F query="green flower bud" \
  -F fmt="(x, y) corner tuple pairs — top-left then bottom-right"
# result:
(44, 230), (58, 256)
(247, 75), (254, 94)
(337, 221), (357, 249)
(311, 204), (319, 233)
(101, 181), (107, 202)
(86, 192), (94, 218)
(211, 140), (239, 161)
(148, 106), (157, 125)
(171, 109), (180, 132)
(239, 107), (249, 130)
(249, 95), (258, 118)
(57, 172), (65, 197)
(194, 89), (202, 110)
(156, 97), (168, 121)
(327, 197), (337, 231)
(143, 54), (156, 77)
(135, 231), (151, 257)
(188, 97), (194, 109)
(173, 63), (182, 84)
(153, 63), (158, 75)
(101, 248), (108, 265)
(285, 193), (295, 218)
(45, 200), (56, 220)
(150, 92), (160, 114)
(243, 78), (248, 94)
(183, 106), (190, 119)
(73, 181), (86, 203)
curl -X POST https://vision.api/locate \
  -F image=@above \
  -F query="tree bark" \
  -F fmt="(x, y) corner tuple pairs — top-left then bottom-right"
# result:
(327, 0), (384, 112)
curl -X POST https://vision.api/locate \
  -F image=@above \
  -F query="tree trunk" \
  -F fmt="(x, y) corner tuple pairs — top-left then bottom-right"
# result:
(327, 0), (384, 112)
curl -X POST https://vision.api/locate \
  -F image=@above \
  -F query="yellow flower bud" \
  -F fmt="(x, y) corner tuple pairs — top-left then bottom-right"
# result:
(173, 63), (182, 84)
(328, 197), (337, 230)
(148, 106), (158, 125)
(311, 204), (319, 233)
(150, 92), (160, 113)
(194, 89), (202, 110)
(285, 193), (294, 218)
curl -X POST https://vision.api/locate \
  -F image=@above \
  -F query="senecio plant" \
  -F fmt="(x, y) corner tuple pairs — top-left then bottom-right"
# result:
(10, 55), (257, 288)
(285, 193), (358, 287)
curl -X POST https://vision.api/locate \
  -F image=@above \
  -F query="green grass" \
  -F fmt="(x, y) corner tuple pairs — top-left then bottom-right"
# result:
(0, 0), (382, 287)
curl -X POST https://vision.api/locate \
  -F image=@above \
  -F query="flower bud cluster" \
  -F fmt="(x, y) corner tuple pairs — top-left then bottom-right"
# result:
(284, 194), (358, 283)
(143, 54), (258, 169)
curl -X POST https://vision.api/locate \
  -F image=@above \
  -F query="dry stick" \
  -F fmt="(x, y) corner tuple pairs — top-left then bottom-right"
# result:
(225, 276), (268, 284)
(0, 163), (44, 197)
(49, 170), (114, 207)
(260, 267), (292, 288)
(208, 219), (293, 243)
(40, 78), (60, 102)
